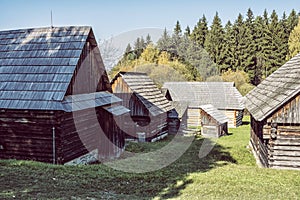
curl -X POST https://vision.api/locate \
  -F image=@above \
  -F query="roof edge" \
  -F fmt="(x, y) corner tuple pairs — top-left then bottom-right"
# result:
(253, 89), (300, 121)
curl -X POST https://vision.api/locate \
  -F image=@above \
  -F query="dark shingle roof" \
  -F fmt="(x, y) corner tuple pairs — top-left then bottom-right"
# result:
(111, 72), (173, 116)
(0, 26), (91, 110)
(162, 82), (244, 110)
(199, 104), (229, 124)
(245, 53), (300, 121)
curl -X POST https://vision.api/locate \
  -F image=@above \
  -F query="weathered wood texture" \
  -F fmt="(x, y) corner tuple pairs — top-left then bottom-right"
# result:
(200, 105), (228, 138)
(246, 52), (300, 170)
(111, 72), (172, 141)
(163, 82), (244, 128)
(246, 53), (300, 122)
(0, 108), (126, 164)
(0, 26), (126, 164)
(167, 109), (180, 134)
(251, 112), (300, 170)
(220, 109), (243, 128)
(187, 108), (201, 127)
(267, 95), (300, 124)
(0, 110), (60, 163)
(67, 34), (111, 95)
(250, 116), (269, 167)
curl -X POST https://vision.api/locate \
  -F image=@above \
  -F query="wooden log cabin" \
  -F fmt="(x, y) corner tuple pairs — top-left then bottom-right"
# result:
(162, 82), (244, 129)
(199, 104), (228, 138)
(245, 53), (300, 170)
(111, 72), (173, 142)
(0, 26), (129, 164)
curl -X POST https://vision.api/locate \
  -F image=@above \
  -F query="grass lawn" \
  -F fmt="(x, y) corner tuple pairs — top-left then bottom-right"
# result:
(1, 116), (300, 199)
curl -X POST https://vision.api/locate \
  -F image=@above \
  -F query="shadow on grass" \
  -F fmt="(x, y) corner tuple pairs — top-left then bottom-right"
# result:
(156, 136), (236, 199)
(242, 120), (250, 125)
(0, 136), (236, 200)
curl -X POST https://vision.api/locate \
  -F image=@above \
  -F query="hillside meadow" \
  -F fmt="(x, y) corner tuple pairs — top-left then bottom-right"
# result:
(0, 116), (300, 199)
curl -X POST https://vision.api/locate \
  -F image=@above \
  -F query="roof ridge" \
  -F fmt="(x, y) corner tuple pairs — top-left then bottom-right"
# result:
(0, 26), (91, 34)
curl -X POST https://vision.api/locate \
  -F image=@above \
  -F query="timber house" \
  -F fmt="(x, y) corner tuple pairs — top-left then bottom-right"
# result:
(0, 26), (129, 164)
(199, 104), (228, 138)
(246, 53), (300, 170)
(163, 82), (244, 129)
(111, 72), (173, 142)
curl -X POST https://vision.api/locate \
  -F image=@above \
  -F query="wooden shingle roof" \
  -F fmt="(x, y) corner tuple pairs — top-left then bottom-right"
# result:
(163, 82), (244, 110)
(111, 72), (173, 116)
(0, 26), (91, 110)
(200, 104), (229, 124)
(245, 53), (300, 121)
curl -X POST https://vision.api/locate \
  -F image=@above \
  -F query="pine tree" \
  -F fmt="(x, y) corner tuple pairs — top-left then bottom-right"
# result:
(124, 43), (132, 55)
(174, 20), (182, 36)
(134, 37), (144, 58)
(124, 43), (135, 60)
(145, 34), (152, 46)
(268, 10), (285, 74)
(157, 28), (171, 52)
(191, 15), (208, 47)
(220, 20), (235, 72)
(204, 12), (224, 73)
(243, 8), (258, 82)
(263, 9), (269, 25)
(140, 37), (146, 50)
(287, 9), (299, 35)
(259, 10), (273, 78)
(170, 21), (183, 58)
(280, 12), (289, 60)
(287, 17), (300, 59)
(232, 13), (248, 71)
(250, 16), (266, 85)
(184, 26), (191, 37)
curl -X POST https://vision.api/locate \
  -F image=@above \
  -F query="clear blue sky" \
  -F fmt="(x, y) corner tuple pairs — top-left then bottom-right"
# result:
(1, 0), (299, 40)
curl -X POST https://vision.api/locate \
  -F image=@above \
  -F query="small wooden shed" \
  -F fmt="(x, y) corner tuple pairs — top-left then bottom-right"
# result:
(199, 104), (228, 138)
(246, 53), (300, 170)
(163, 82), (244, 128)
(0, 26), (129, 164)
(111, 72), (173, 142)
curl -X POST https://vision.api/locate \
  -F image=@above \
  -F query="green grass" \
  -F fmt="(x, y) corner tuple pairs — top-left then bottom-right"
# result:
(1, 116), (300, 199)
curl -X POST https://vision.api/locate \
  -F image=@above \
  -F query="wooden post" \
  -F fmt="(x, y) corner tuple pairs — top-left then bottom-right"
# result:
(52, 126), (56, 164)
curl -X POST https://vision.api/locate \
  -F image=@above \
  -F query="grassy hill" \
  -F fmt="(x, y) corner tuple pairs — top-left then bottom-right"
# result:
(1, 116), (300, 199)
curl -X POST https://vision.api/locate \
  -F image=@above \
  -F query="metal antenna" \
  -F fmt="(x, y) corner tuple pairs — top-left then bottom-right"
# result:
(51, 10), (53, 28)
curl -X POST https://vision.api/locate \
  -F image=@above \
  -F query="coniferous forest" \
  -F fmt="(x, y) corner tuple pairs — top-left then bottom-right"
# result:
(110, 9), (300, 95)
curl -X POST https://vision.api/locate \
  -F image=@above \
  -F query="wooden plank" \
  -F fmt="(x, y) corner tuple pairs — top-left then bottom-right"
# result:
(271, 155), (300, 161)
(273, 146), (300, 151)
(271, 165), (300, 170)
(274, 138), (300, 145)
(273, 150), (300, 157)
(270, 160), (300, 167)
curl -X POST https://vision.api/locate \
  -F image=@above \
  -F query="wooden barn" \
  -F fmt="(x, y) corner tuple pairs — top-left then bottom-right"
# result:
(163, 82), (244, 128)
(246, 53), (300, 170)
(0, 26), (129, 164)
(199, 104), (228, 138)
(111, 72), (173, 142)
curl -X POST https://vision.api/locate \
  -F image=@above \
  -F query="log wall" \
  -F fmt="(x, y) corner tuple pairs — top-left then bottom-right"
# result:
(200, 111), (228, 138)
(187, 108), (201, 128)
(0, 107), (125, 164)
(60, 107), (125, 163)
(0, 109), (61, 163)
(111, 76), (168, 142)
(250, 94), (300, 170)
(220, 109), (243, 128)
